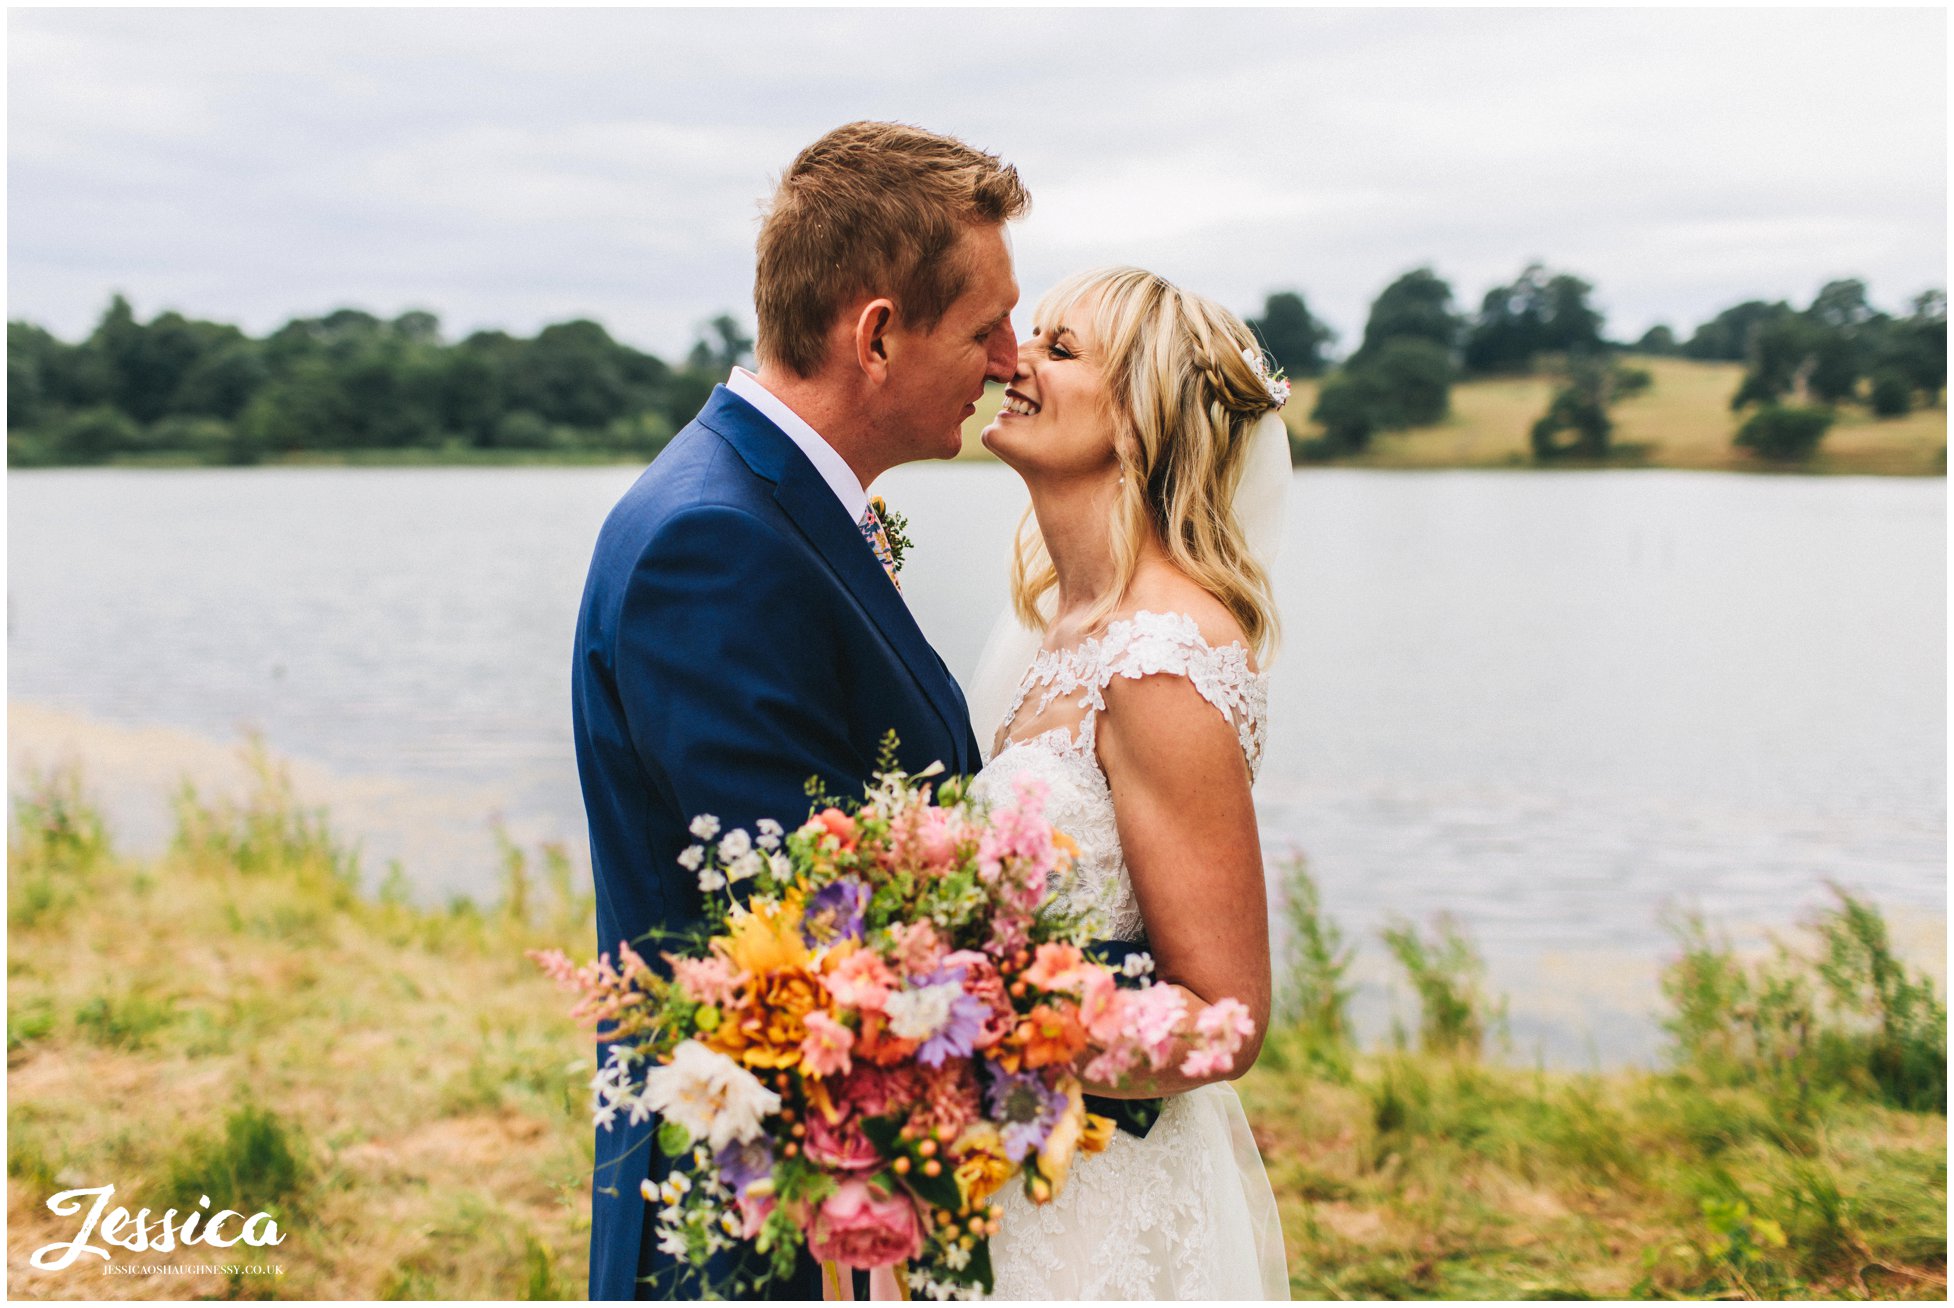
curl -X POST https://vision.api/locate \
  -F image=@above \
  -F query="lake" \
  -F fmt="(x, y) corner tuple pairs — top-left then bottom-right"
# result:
(8, 464), (1945, 1067)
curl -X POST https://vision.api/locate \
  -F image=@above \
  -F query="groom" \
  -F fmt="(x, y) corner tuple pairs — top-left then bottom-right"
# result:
(572, 121), (1026, 1300)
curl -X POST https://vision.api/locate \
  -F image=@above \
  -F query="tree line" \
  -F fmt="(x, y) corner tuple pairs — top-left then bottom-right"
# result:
(1247, 267), (1945, 463)
(8, 270), (1946, 467)
(7, 297), (755, 466)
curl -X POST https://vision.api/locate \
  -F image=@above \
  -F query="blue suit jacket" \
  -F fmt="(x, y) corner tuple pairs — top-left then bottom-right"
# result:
(572, 386), (983, 1300)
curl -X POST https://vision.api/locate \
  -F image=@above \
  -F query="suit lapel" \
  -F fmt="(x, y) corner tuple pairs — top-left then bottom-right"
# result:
(698, 387), (972, 771)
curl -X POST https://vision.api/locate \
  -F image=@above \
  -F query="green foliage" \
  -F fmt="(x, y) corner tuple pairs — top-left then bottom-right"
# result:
(75, 989), (180, 1050)
(9, 765), (113, 928)
(1380, 914), (1505, 1058)
(1272, 855), (1355, 1078)
(1352, 266), (1462, 362)
(162, 1101), (311, 1219)
(1248, 291), (1335, 379)
(8, 294), (735, 466)
(1734, 404), (1834, 462)
(1529, 354), (1651, 461)
(1684, 299), (1790, 362)
(1635, 324), (1679, 355)
(1463, 263), (1606, 374)
(1870, 368), (1915, 417)
(1659, 891), (1945, 1117)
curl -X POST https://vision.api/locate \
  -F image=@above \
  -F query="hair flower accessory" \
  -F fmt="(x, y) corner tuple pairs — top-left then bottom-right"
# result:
(1242, 347), (1290, 410)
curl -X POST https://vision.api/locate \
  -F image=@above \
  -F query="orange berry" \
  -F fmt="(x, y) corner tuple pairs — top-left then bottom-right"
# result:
(923, 1159), (942, 1177)
(917, 1139), (937, 1158)
(893, 1157), (912, 1175)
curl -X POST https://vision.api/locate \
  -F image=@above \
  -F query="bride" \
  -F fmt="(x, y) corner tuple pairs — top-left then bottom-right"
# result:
(968, 266), (1292, 1299)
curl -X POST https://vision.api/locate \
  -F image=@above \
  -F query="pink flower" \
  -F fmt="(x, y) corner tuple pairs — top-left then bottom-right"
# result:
(942, 950), (1014, 1049)
(838, 1062), (923, 1119)
(1179, 998), (1256, 1078)
(804, 1106), (881, 1172)
(668, 953), (744, 1007)
(805, 1179), (926, 1269)
(800, 1010), (855, 1078)
(736, 1191), (776, 1240)
(887, 803), (963, 874)
(825, 948), (896, 1012)
(887, 921), (946, 978)
(1077, 966), (1122, 1043)
(1125, 985), (1190, 1071)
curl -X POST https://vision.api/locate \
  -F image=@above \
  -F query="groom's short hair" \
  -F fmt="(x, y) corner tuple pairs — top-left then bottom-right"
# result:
(755, 121), (1029, 378)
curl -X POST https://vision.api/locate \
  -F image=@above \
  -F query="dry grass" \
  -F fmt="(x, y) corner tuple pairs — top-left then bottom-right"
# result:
(7, 755), (594, 1300)
(957, 359), (1948, 476)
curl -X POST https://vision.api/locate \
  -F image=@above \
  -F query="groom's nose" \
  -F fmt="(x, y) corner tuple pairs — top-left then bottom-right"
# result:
(984, 319), (1018, 384)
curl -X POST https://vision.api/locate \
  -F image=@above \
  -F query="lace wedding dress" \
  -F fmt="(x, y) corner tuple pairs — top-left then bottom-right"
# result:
(970, 611), (1291, 1300)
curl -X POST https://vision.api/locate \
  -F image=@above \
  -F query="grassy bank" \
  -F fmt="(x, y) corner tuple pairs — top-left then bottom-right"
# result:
(7, 753), (1945, 1298)
(958, 356), (1948, 476)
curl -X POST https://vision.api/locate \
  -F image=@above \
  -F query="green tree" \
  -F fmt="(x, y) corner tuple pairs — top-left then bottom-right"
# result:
(1247, 291), (1334, 378)
(1351, 267), (1460, 364)
(1735, 404), (1834, 462)
(1685, 300), (1789, 362)
(685, 315), (755, 373)
(1635, 324), (1679, 355)
(1463, 263), (1605, 374)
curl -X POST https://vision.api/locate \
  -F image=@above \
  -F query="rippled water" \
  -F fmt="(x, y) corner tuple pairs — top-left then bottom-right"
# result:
(9, 464), (1944, 1065)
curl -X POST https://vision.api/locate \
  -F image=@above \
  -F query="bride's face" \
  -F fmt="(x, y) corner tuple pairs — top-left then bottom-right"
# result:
(979, 290), (1121, 482)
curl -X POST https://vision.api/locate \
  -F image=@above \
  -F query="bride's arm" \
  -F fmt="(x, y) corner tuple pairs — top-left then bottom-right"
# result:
(1078, 670), (1272, 1099)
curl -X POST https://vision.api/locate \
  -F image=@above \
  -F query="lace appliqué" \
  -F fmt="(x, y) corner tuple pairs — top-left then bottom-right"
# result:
(975, 611), (1270, 945)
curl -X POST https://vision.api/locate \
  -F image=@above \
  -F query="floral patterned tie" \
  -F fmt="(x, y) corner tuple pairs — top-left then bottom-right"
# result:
(857, 503), (901, 591)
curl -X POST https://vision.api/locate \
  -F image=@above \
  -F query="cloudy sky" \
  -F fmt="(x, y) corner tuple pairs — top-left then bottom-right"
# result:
(9, 7), (1946, 360)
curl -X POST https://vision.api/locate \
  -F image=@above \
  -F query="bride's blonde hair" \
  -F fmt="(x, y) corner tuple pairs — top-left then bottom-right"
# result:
(1008, 266), (1282, 660)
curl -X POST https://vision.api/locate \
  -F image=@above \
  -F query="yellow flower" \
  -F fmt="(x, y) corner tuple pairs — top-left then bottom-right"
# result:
(720, 896), (809, 976)
(951, 1123), (1015, 1209)
(705, 966), (823, 1071)
(1079, 1111), (1116, 1155)
(1051, 829), (1080, 868)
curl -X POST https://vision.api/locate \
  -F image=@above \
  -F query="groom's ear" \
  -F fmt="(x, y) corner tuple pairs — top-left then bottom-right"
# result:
(852, 299), (897, 383)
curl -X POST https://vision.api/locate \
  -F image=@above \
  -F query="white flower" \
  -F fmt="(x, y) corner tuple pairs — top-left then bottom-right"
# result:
(768, 852), (791, 879)
(677, 845), (705, 872)
(717, 828), (752, 860)
(884, 979), (962, 1041)
(655, 1225), (689, 1258)
(640, 1039), (782, 1151)
(689, 814), (721, 841)
(698, 866), (726, 893)
(940, 1242), (972, 1272)
(755, 819), (784, 850)
(1121, 951), (1156, 979)
(726, 851), (764, 883)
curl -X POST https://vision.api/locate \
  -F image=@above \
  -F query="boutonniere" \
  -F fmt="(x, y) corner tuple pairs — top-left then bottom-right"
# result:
(870, 496), (912, 574)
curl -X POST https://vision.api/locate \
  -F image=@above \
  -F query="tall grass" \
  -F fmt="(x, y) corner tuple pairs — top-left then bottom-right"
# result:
(6, 744), (599, 1300)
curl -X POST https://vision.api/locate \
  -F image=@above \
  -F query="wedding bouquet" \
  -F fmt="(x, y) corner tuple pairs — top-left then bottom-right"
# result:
(530, 744), (1254, 1299)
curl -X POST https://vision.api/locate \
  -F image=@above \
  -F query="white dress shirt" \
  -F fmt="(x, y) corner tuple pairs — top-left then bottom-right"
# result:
(725, 367), (868, 525)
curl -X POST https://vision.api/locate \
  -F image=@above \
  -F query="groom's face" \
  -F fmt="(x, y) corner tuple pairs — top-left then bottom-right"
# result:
(885, 223), (1020, 461)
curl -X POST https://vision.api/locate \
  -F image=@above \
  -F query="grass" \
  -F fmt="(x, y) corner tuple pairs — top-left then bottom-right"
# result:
(6, 748), (595, 1300)
(958, 357), (1948, 476)
(6, 754), (1944, 1299)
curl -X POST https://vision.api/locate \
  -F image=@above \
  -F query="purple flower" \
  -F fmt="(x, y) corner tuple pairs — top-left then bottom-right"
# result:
(984, 1064), (1066, 1162)
(909, 966), (987, 1068)
(714, 1135), (774, 1198)
(802, 877), (868, 946)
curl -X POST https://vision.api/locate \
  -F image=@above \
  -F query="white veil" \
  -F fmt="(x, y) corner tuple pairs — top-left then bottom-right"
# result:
(964, 411), (1293, 758)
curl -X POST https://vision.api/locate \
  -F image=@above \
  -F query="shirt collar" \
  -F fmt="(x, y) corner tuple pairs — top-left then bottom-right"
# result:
(726, 367), (868, 523)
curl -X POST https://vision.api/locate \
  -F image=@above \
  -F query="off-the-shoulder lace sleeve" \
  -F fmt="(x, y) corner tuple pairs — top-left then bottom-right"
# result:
(1091, 611), (1267, 779)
